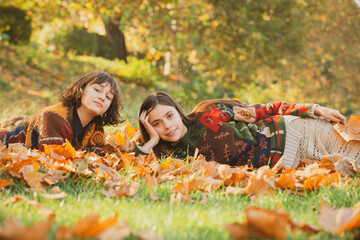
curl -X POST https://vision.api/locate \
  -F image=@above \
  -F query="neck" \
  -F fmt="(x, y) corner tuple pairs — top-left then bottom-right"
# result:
(76, 106), (95, 127)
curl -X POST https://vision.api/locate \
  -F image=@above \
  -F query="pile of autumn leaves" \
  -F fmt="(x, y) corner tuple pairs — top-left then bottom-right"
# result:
(1, 123), (360, 239)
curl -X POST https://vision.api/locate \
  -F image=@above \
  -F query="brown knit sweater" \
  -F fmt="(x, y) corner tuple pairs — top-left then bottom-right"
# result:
(4, 103), (105, 153)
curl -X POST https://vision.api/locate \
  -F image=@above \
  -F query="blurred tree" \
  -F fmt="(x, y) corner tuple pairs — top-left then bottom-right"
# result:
(2, 0), (359, 114)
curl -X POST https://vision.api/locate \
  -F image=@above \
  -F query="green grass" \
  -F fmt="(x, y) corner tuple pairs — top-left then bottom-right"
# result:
(1, 176), (359, 239)
(1, 42), (360, 239)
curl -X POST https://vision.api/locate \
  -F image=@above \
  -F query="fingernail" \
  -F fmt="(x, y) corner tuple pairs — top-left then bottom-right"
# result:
(340, 121), (343, 125)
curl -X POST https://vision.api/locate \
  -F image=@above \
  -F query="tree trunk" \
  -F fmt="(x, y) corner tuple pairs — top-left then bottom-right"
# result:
(104, 19), (128, 63)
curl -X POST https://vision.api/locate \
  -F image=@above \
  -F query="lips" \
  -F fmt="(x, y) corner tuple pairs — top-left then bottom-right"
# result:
(94, 101), (103, 108)
(166, 129), (177, 137)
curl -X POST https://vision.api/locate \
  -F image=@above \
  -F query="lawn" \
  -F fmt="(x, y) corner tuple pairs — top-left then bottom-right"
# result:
(1, 43), (360, 240)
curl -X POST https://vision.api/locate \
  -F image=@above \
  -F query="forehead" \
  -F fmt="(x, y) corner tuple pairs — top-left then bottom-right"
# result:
(148, 104), (177, 120)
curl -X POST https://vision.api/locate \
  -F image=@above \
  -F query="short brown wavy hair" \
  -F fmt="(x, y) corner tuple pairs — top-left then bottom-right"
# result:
(60, 71), (125, 126)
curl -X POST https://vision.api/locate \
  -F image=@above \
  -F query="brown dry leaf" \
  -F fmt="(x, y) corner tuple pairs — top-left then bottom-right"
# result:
(22, 169), (49, 190)
(290, 220), (322, 234)
(0, 179), (14, 189)
(225, 222), (267, 239)
(244, 166), (275, 197)
(333, 116), (360, 142)
(160, 158), (173, 169)
(223, 172), (248, 187)
(318, 201), (360, 233)
(225, 206), (291, 239)
(169, 192), (192, 203)
(135, 232), (161, 240)
(334, 158), (357, 176)
(98, 220), (132, 240)
(158, 166), (193, 183)
(149, 192), (161, 201)
(204, 162), (220, 179)
(303, 172), (341, 190)
(57, 213), (118, 239)
(190, 154), (208, 170)
(0, 214), (55, 240)
(101, 182), (140, 198)
(188, 177), (223, 192)
(43, 140), (77, 160)
(295, 162), (331, 182)
(42, 192), (66, 199)
(246, 206), (291, 239)
(8, 143), (29, 153)
(145, 175), (158, 188)
(225, 186), (246, 195)
(3, 195), (53, 216)
(172, 181), (190, 195)
(275, 169), (296, 189)
(42, 170), (68, 185)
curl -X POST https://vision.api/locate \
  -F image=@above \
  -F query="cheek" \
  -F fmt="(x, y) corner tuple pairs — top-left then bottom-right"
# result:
(154, 126), (164, 135)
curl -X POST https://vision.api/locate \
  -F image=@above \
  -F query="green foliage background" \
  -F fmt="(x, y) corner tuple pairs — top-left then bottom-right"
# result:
(0, 0), (359, 121)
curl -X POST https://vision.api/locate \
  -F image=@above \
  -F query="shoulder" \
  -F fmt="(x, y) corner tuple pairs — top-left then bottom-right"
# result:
(41, 102), (70, 118)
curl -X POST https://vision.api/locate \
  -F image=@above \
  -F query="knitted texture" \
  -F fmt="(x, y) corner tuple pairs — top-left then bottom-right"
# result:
(5, 103), (105, 153)
(169, 101), (316, 168)
(286, 117), (360, 168)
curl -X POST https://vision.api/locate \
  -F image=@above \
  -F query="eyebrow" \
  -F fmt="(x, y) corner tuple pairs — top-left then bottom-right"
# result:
(150, 110), (173, 125)
(94, 83), (114, 95)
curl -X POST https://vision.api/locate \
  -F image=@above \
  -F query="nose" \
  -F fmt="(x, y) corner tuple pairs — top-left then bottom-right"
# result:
(163, 119), (171, 129)
(98, 93), (105, 101)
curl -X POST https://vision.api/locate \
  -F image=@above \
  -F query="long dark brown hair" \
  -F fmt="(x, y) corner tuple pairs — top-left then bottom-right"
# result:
(139, 91), (248, 157)
(60, 71), (125, 126)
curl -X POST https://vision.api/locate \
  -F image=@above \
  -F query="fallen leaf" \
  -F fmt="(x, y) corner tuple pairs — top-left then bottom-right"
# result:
(0, 214), (54, 240)
(42, 192), (66, 199)
(101, 182), (140, 198)
(244, 166), (275, 197)
(98, 220), (132, 240)
(333, 116), (360, 142)
(0, 179), (14, 189)
(3, 195), (53, 216)
(225, 206), (290, 239)
(57, 213), (118, 239)
(318, 201), (360, 233)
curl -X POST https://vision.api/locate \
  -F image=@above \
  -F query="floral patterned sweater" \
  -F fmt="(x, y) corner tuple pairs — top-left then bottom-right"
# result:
(3, 103), (105, 153)
(169, 102), (316, 167)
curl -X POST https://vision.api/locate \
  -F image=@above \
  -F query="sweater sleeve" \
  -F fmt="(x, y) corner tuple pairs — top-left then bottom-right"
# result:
(232, 101), (317, 123)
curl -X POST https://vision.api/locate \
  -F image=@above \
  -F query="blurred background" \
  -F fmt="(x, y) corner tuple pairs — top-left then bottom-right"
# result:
(0, 0), (359, 128)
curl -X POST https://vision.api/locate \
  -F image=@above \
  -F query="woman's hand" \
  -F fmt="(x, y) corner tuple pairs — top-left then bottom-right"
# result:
(139, 111), (160, 152)
(314, 105), (346, 124)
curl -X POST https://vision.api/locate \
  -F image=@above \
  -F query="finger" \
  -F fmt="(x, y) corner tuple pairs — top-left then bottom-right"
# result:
(328, 114), (343, 123)
(140, 111), (147, 122)
(331, 112), (346, 123)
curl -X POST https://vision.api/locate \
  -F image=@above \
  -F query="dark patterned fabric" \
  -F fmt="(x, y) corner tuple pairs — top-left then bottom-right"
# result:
(170, 101), (315, 167)
(4, 103), (105, 153)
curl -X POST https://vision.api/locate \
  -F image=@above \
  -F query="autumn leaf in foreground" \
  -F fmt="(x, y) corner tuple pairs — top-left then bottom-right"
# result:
(318, 201), (360, 233)
(56, 213), (119, 239)
(3, 195), (54, 216)
(0, 179), (14, 189)
(0, 214), (54, 240)
(225, 206), (291, 239)
(333, 116), (360, 142)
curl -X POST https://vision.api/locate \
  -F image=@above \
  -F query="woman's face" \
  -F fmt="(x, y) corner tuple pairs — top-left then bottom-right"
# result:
(80, 82), (113, 118)
(147, 104), (187, 143)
